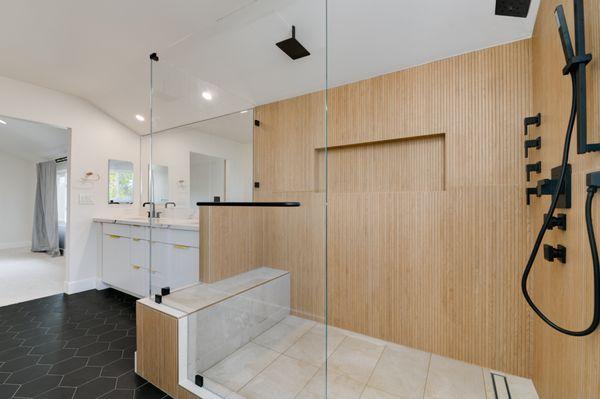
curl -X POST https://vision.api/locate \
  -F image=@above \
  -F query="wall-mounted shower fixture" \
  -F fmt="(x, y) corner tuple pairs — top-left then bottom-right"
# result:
(524, 137), (541, 158)
(545, 213), (567, 231)
(525, 164), (571, 208)
(526, 161), (542, 182)
(555, 4), (595, 153)
(495, 0), (532, 18)
(276, 26), (310, 60)
(522, 0), (600, 337)
(544, 244), (567, 263)
(524, 113), (541, 135)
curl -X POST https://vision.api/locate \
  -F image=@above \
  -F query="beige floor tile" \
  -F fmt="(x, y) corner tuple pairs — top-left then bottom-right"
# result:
(203, 342), (279, 392)
(285, 329), (346, 366)
(296, 367), (365, 399)
(239, 355), (318, 399)
(327, 336), (385, 384)
(424, 355), (487, 399)
(367, 345), (431, 399)
(483, 369), (539, 399)
(360, 386), (402, 399)
(282, 315), (317, 329)
(253, 318), (313, 352)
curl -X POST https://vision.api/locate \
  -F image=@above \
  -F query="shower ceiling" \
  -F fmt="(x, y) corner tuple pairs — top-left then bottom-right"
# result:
(0, 0), (540, 133)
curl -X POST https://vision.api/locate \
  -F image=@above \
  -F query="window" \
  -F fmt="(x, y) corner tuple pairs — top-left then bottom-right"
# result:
(108, 160), (134, 204)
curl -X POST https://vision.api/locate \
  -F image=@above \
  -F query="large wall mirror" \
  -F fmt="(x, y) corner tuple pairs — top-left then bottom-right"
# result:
(108, 159), (134, 204)
(141, 110), (253, 211)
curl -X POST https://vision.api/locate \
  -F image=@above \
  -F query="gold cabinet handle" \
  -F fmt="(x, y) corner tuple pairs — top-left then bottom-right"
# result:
(174, 244), (189, 249)
(108, 234), (121, 239)
(132, 264), (141, 270)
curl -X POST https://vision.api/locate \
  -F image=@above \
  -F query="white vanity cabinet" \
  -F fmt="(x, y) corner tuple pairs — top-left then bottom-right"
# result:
(99, 221), (199, 297)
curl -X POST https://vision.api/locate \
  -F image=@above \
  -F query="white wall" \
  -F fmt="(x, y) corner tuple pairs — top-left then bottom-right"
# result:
(0, 76), (141, 293)
(140, 129), (253, 218)
(0, 150), (36, 249)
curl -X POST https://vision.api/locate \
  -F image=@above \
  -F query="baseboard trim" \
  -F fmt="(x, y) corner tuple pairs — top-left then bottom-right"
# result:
(95, 278), (110, 290)
(64, 278), (96, 295)
(0, 241), (31, 250)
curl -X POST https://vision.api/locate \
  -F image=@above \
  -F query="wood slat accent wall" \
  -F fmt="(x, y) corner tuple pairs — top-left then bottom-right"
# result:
(254, 39), (533, 376)
(199, 206), (264, 283)
(136, 302), (179, 397)
(530, 1), (600, 398)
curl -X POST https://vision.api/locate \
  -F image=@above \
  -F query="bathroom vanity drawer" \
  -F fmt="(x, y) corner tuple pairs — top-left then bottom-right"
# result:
(130, 225), (150, 240)
(103, 223), (130, 238)
(151, 228), (198, 248)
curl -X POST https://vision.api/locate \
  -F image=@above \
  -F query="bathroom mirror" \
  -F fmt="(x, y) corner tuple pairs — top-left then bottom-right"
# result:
(151, 164), (169, 204)
(141, 110), (253, 209)
(190, 152), (226, 203)
(108, 159), (134, 204)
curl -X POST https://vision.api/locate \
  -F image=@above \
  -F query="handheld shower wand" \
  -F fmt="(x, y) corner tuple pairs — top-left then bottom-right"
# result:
(521, 2), (600, 337)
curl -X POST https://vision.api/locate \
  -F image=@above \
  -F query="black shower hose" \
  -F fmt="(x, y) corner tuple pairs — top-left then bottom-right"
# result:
(521, 73), (600, 336)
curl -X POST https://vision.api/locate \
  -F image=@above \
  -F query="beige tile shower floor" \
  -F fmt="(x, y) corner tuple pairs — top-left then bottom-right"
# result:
(200, 316), (539, 399)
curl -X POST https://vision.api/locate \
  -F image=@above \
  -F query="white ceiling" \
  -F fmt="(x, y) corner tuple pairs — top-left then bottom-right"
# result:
(0, 0), (539, 134)
(0, 115), (69, 162)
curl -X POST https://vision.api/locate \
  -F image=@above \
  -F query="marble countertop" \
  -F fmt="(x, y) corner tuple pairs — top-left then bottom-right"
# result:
(162, 267), (290, 315)
(93, 217), (199, 231)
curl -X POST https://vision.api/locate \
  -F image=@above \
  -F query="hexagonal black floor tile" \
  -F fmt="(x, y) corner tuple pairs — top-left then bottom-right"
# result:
(0, 383), (18, 398)
(73, 376), (116, 399)
(133, 383), (168, 399)
(49, 356), (88, 375)
(61, 366), (102, 387)
(100, 388), (135, 399)
(5, 364), (50, 384)
(37, 386), (76, 399)
(0, 354), (41, 373)
(88, 350), (123, 367)
(66, 335), (98, 349)
(102, 358), (134, 378)
(77, 341), (110, 357)
(39, 348), (76, 364)
(110, 337), (136, 350)
(14, 374), (62, 397)
(116, 371), (147, 390)
(99, 330), (127, 343)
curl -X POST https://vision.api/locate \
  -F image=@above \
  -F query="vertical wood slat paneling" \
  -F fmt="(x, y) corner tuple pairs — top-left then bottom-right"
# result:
(253, 39), (533, 376)
(199, 206), (264, 283)
(136, 302), (179, 397)
(530, 1), (600, 398)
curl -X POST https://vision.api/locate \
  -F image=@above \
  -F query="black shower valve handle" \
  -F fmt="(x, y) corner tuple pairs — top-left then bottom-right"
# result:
(544, 244), (567, 263)
(524, 113), (542, 136)
(525, 137), (542, 158)
(544, 213), (567, 231)
(526, 161), (542, 182)
(526, 187), (537, 205)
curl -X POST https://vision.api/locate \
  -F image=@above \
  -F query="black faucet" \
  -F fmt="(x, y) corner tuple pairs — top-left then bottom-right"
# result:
(165, 202), (176, 209)
(143, 202), (159, 218)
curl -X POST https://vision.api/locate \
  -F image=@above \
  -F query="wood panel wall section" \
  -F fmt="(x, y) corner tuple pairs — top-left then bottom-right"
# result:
(253, 39), (533, 376)
(530, 1), (600, 398)
(136, 302), (179, 397)
(199, 206), (264, 283)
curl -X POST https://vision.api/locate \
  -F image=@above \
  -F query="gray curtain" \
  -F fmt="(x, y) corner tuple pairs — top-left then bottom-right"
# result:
(31, 161), (60, 256)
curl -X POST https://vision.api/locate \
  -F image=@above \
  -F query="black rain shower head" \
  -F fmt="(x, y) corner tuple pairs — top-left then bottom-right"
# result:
(276, 26), (310, 60)
(495, 0), (532, 18)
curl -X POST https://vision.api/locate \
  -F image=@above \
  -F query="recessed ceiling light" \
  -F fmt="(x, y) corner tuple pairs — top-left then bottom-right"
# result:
(0, 119), (6, 125)
(202, 91), (213, 101)
(240, 110), (249, 114)
(135, 114), (145, 122)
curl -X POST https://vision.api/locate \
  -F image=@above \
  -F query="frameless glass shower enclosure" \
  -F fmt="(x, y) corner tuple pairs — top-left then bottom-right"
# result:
(145, 1), (328, 398)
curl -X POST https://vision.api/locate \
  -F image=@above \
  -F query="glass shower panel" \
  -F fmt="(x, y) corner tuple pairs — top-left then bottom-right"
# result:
(149, 1), (327, 397)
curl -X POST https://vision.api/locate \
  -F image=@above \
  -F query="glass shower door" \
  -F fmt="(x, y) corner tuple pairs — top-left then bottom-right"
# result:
(147, 1), (328, 397)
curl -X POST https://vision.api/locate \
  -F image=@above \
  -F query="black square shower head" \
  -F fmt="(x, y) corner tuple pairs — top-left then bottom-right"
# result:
(495, 0), (532, 18)
(276, 26), (310, 60)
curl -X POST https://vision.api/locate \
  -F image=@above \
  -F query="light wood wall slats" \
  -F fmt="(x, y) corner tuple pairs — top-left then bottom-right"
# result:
(254, 39), (533, 376)
(199, 206), (264, 283)
(530, 1), (600, 398)
(316, 133), (446, 193)
(136, 302), (179, 397)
